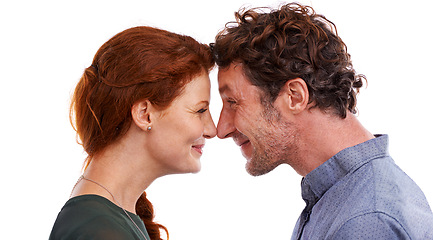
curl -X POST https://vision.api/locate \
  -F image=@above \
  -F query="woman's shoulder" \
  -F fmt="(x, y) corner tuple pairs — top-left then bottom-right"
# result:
(49, 195), (135, 239)
(63, 194), (117, 212)
(57, 194), (121, 221)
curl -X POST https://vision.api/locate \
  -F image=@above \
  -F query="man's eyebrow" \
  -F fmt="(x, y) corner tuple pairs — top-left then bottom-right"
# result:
(219, 84), (230, 94)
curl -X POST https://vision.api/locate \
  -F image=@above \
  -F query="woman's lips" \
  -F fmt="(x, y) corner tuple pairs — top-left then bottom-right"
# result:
(192, 144), (204, 155)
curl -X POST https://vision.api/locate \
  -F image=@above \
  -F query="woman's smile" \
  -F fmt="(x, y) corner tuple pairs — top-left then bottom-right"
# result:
(192, 144), (205, 155)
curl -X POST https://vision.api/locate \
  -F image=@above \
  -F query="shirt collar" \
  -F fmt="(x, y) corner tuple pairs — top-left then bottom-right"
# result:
(301, 134), (390, 206)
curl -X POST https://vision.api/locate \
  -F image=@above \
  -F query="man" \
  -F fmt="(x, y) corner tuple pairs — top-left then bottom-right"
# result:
(212, 3), (433, 239)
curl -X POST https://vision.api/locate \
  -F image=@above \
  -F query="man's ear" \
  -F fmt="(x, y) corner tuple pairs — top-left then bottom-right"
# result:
(277, 78), (309, 115)
(131, 99), (153, 131)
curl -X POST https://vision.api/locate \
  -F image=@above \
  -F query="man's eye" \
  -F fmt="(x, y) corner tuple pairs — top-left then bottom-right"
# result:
(227, 99), (237, 106)
(197, 108), (208, 113)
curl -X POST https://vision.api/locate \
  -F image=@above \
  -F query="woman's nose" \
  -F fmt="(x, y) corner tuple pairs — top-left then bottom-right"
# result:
(203, 112), (217, 139)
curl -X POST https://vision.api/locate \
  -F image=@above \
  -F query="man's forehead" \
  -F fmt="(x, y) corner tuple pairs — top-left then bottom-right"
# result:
(217, 66), (263, 103)
(217, 63), (244, 95)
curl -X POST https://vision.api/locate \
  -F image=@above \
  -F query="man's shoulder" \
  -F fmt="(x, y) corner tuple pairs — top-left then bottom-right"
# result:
(331, 211), (433, 240)
(331, 155), (431, 217)
(320, 158), (433, 239)
(331, 211), (409, 239)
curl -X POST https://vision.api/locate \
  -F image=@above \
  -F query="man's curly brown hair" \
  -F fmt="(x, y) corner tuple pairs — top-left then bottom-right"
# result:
(212, 3), (365, 118)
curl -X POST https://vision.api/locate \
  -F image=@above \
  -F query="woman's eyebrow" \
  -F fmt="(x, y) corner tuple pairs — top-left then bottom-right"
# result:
(195, 100), (210, 107)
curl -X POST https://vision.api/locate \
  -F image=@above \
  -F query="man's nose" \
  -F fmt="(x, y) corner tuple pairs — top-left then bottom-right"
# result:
(217, 108), (236, 139)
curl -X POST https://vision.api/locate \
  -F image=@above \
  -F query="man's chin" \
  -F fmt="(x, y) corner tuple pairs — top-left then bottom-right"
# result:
(246, 168), (269, 177)
(245, 157), (276, 176)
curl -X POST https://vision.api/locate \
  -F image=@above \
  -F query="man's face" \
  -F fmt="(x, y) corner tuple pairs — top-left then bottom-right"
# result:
(217, 63), (300, 176)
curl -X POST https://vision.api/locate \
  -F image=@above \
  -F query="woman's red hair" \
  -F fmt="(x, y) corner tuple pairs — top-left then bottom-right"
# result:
(70, 26), (214, 240)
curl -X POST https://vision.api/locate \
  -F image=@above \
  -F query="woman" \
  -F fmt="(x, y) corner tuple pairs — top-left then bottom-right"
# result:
(49, 26), (216, 240)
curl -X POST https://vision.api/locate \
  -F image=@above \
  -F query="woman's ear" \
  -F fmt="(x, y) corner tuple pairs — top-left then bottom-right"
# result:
(131, 100), (153, 131)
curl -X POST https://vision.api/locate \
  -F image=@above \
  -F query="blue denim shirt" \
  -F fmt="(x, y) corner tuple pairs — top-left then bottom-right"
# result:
(291, 135), (433, 239)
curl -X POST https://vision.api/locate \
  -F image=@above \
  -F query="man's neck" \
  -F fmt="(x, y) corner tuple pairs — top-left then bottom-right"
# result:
(294, 110), (374, 176)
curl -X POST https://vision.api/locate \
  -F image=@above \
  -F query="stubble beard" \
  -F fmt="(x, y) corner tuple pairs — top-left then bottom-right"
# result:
(245, 108), (300, 176)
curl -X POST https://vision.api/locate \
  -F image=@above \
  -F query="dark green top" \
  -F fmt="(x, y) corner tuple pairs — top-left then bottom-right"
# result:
(49, 195), (151, 240)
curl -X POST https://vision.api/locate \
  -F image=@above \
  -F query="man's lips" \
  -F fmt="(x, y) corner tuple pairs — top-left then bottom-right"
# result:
(237, 139), (250, 147)
(232, 133), (252, 159)
(233, 135), (250, 147)
(237, 139), (252, 160)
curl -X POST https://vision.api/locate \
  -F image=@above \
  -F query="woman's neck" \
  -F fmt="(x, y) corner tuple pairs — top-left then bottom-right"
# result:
(71, 143), (158, 213)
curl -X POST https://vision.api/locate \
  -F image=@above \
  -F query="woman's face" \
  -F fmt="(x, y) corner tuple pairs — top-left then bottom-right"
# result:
(149, 73), (217, 175)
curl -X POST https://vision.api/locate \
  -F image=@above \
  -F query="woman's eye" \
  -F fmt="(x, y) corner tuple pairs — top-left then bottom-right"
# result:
(197, 108), (208, 113)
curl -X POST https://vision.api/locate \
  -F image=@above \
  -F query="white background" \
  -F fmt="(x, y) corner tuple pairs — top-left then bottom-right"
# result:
(1, 0), (432, 239)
